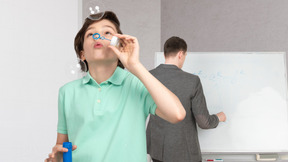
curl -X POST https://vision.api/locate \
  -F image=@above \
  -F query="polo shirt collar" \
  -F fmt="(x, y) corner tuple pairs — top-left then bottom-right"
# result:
(82, 72), (91, 84)
(106, 67), (125, 85)
(82, 67), (125, 86)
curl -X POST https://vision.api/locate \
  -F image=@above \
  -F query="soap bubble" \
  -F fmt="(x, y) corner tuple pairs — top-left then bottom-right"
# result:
(84, 0), (106, 20)
(65, 60), (84, 80)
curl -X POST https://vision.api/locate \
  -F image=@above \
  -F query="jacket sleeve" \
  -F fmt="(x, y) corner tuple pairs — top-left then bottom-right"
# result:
(191, 76), (219, 129)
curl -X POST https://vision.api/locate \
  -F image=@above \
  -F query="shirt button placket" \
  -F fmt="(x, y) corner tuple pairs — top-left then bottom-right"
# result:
(97, 86), (102, 105)
(94, 86), (102, 114)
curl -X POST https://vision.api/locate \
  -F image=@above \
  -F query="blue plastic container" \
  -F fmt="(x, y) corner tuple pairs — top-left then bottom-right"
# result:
(63, 142), (72, 162)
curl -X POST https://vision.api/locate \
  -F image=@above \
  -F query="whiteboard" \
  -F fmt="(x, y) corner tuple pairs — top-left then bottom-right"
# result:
(155, 52), (288, 153)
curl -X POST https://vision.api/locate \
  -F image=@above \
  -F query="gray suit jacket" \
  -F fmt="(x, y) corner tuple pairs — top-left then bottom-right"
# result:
(146, 64), (219, 162)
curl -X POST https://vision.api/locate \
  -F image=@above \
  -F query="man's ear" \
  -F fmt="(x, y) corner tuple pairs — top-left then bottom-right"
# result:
(178, 51), (184, 59)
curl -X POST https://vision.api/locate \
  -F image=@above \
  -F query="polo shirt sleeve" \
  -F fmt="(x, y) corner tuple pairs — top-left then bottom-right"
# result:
(135, 79), (157, 117)
(57, 87), (68, 134)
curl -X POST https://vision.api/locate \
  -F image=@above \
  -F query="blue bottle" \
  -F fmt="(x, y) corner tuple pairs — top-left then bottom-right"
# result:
(63, 142), (72, 162)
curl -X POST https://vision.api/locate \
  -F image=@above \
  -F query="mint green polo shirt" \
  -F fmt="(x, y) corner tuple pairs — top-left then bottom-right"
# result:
(57, 67), (157, 162)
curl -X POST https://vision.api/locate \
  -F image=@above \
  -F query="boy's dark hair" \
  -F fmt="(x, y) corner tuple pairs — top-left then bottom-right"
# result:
(74, 11), (124, 72)
(164, 36), (187, 57)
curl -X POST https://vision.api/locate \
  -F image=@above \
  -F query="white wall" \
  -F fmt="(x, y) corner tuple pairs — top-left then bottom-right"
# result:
(0, 0), (79, 161)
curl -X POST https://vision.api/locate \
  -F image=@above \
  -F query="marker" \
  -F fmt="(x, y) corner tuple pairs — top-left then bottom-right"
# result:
(63, 142), (72, 162)
(206, 159), (224, 162)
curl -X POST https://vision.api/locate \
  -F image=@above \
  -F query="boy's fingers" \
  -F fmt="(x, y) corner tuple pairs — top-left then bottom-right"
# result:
(60, 147), (68, 152)
(72, 145), (77, 151)
(48, 153), (53, 158)
(108, 45), (120, 56)
(53, 145), (68, 153)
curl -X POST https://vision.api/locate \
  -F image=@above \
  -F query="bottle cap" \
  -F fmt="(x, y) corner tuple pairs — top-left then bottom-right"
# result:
(63, 142), (72, 149)
(110, 36), (119, 47)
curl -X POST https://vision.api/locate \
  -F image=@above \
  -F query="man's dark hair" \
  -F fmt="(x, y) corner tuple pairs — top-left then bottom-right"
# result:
(164, 36), (187, 57)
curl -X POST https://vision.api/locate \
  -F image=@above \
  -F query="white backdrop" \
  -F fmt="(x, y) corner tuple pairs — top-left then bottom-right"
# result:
(156, 52), (288, 153)
(0, 0), (79, 161)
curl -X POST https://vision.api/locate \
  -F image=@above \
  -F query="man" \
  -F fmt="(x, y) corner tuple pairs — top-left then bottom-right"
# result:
(146, 36), (226, 162)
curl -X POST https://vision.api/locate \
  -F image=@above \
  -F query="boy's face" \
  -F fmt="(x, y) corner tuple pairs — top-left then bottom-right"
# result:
(81, 19), (118, 66)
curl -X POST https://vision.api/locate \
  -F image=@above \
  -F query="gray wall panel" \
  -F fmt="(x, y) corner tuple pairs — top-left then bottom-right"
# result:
(161, 0), (288, 53)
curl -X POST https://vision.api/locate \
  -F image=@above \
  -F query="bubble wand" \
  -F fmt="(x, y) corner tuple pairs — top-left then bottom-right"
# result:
(92, 33), (120, 47)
